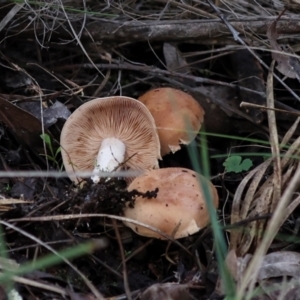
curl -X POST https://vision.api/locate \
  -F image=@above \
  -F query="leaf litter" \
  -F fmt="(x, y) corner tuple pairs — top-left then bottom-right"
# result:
(267, 12), (300, 81)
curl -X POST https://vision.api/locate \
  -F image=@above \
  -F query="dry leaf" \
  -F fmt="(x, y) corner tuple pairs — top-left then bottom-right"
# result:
(163, 43), (190, 75)
(11, 178), (37, 200)
(0, 95), (48, 150)
(19, 100), (71, 128)
(267, 18), (300, 80)
(225, 249), (239, 281)
(259, 278), (300, 300)
(215, 250), (252, 295)
(258, 251), (300, 280)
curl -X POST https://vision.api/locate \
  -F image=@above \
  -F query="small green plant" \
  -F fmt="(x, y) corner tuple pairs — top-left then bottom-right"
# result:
(124, 250), (132, 256)
(0, 184), (11, 193)
(40, 133), (62, 169)
(223, 155), (253, 173)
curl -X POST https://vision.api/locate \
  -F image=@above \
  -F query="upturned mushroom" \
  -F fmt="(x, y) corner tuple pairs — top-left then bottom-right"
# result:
(123, 168), (218, 239)
(60, 96), (161, 183)
(138, 87), (205, 156)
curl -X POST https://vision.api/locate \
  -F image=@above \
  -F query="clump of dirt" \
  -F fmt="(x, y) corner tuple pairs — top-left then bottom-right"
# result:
(69, 178), (130, 216)
(67, 177), (159, 214)
(57, 177), (159, 231)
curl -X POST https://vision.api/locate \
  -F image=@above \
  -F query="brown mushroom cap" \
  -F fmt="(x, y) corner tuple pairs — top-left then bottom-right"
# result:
(60, 96), (161, 182)
(138, 88), (205, 156)
(123, 168), (218, 239)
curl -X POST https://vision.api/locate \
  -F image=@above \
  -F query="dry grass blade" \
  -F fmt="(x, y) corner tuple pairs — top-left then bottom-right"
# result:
(237, 162), (300, 299)
(230, 61), (300, 257)
(251, 185), (273, 244)
(280, 117), (300, 147)
(0, 198), (33, 204)
(230, 159), (272, 253)
(231, 61), (300, 298)
(0, 198), (33, 212)
(266, 61), (281, 211)
(282, 194), (300, 228)
(0, 3), (24, 33)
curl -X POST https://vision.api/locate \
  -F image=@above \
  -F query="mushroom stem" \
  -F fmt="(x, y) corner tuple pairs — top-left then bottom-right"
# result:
(91, 137), (126, 183)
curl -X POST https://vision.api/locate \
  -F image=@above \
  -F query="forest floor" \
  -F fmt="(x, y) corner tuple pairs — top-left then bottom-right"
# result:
(1, 1), (300, 299)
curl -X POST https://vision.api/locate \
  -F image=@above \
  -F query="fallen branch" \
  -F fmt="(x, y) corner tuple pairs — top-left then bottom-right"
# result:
(84, 16), (300, 43)
(5, 14), (300, 44)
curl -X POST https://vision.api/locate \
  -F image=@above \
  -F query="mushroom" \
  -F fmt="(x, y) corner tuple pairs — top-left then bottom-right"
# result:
(60, 96), (161, 183)
(138, 87), (205, 156)
(123, 168), (218, 239)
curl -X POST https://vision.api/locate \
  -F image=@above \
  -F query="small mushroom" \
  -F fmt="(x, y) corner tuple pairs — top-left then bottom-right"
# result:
(60, 96), (161, 183)
(138, 87), (205, 156)
(123, 168), (218, 239)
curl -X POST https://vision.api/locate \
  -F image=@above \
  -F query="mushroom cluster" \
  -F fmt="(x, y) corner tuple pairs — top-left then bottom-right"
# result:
(60, 88), (218, 239)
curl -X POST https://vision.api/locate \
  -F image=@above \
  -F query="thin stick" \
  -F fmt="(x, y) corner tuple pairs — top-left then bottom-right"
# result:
(1, 273), (67, 296)
(0, 220), (104, 299)
(54, 62), (265, 96)
(0, 170), (141, 178)
(8, 214), (192, 256)
(113, 219), (132, 300)
(240, 102), (300, 117)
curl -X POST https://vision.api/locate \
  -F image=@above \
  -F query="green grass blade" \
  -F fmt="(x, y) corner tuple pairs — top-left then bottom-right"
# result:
(0, 241), (96, 284)
(188, 128), (236, 297)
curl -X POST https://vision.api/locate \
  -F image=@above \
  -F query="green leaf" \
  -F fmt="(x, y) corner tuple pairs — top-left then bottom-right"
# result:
(55, 147), (61, 158)
(40, 133), (54, 156)
(223, 155), (253, 173)
(40, 133), (51, 146)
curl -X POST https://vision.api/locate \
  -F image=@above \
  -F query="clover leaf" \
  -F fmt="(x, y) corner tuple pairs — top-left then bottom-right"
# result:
(223, 155), (253, 173)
